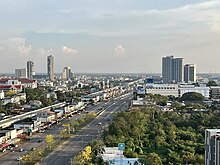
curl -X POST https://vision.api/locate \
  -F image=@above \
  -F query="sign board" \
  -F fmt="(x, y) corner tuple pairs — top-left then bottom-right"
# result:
(118, 143), (125, 151)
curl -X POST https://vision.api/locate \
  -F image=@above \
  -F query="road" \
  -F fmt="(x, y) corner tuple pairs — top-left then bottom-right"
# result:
(0, 101), (109, 165)
(0, 94), (131, 165)
(40, 94), (132, 165)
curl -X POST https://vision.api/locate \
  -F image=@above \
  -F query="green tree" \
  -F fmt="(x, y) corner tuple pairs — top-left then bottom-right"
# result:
(147, 153), (163, 165)
(56, 91), (67, 102)
(139, 153), (163, 165)
(71, 146), (94, 165)
(45, 134), (55, 149)
(207, 81), (218, 87)
(91, 140), (104, 155)
(5, 102), (15, 109)
(60, 129), (70, 139)
(5, 90), (16, 96)
(180, 92), (204, 102)
(40, 96), (52, 107)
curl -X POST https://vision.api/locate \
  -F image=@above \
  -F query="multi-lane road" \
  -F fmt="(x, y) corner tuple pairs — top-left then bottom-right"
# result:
(0, 93), (132, 165)
(40, 94), (132, 165)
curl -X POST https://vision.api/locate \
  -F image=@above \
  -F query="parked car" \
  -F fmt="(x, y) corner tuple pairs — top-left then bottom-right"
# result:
(9, 144), (18, 148)
(38, 139), (43, 143)
(37, 129), (45, 133)
(0, 148), (6, 152)
(19, 148), (24, 152)
(31, 147), (36, 151)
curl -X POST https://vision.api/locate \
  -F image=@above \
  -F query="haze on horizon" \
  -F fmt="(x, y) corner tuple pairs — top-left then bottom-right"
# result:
(0, 0), (220, 74)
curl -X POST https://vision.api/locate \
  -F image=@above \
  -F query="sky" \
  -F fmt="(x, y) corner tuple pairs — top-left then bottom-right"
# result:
(0, 0), (220, 73)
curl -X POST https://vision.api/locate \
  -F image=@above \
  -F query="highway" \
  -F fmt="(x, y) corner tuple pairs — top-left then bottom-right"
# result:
(0, 94), (131, 165)
(0, 101), (107, 165)
(40, 94), (132, 165)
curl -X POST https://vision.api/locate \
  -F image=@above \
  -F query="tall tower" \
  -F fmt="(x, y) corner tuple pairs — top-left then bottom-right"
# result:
(172, 58), (183, 83)
(162, 56), (183, 83)
(15, 68), (27, 78)
(184, 64), (196, 83)
(62, 67), (73, 79)
(162, 56), (173, 83)
(47, 55), (54, 81)
(27, 61), (34, 79)
(205, 129), (220, 165)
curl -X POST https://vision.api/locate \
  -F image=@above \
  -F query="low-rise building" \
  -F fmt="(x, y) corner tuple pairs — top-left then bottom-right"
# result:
(37, 110), (55, 123)
(146, 84), (179, 97)
(145, 83), (210, 99)
(18, 78), (37, 88)
(179, 84), (210, 99)
(0, 85), (22, 93)
(210, 86), (220, 100)
(101, 147), (140, 165)
(0, 129), (17, 143)
(14, 120), (39, 134)
(0, 78), (37, 90)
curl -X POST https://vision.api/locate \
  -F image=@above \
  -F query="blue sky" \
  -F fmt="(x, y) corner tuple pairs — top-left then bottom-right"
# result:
(0, 0), (220, 73)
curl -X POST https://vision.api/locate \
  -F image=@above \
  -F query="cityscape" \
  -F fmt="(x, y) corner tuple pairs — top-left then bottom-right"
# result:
(1, 1), (220, 165)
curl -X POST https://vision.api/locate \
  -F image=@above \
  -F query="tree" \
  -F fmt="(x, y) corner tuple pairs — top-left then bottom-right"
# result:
(139, 153), (163, 165)
(91, 140), (104, 155)
(151, 94), (168, 106)
(147, 153), (163, 165)
(56, 91), (67, 102)
(5, 90), (16, 96)
(71, 146), (94, 165)
(207, 81), (218, 87)
(180, 92), (204, 102)
(20, 154), (33, 164)
(5, 102), (15, 109)
(40, 96), (52, 107)
(45, 134), (55, 149)
(25, 88), (44, 101)
(60, 129), (70, 139)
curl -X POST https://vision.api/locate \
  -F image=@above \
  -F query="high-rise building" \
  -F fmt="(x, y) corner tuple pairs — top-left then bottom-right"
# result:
(205, 129), (220, 165)
(15, 68), (27, 78)
(62, 67), (73, 79)
(184, 64), (197, 83)
(47, 55), (54, 81)
(162, 56), (173, 84)
(162, 56), (183, 83)
(27, 61), (34, 79)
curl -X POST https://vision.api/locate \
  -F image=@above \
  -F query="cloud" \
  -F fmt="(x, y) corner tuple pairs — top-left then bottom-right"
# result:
(17, 44), (32, 55)
(7, 37), (32, 55)
(37, 48), (53, 55)
(37, 48), (46, 55)
(122, 0), (220, 34)
(114, 44), (125, 56)
(62, 45), (78, 55)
